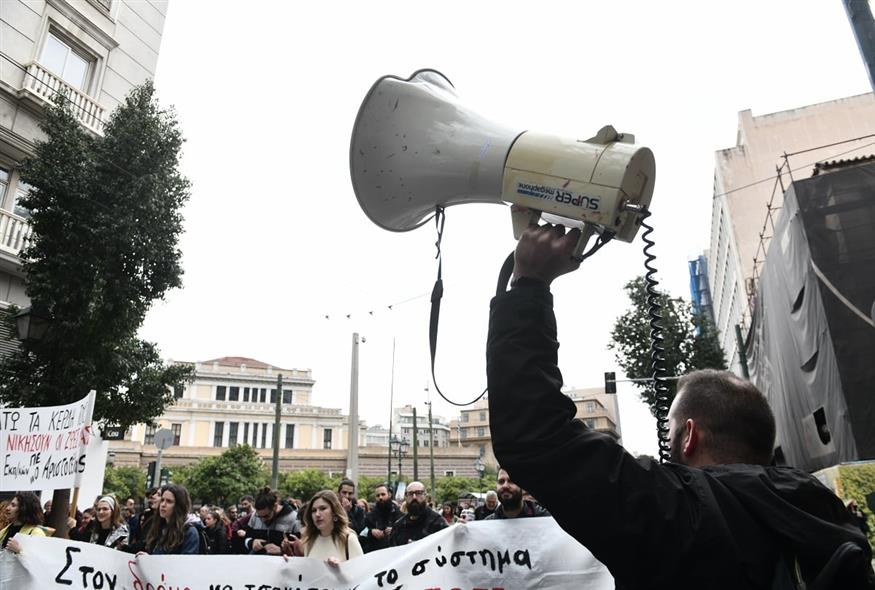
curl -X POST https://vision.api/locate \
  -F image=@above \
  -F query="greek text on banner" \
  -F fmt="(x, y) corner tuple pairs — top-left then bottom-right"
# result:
(0, 391), (96, 491)
(0, 518), (614, 589)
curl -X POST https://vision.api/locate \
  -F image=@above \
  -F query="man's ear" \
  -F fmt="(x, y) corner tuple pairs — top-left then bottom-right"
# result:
(682, 418), (699, 458)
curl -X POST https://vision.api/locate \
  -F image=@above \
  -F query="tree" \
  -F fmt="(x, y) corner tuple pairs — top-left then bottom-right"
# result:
(433, 476), (479, 504)
(174, 445), (269, 507)
(279, 469), (332, 502)
(102, 465), (146, 502)
(0, 83), (193, 535)
(0, 82), (193, 428)
(608, 276), (727, 416)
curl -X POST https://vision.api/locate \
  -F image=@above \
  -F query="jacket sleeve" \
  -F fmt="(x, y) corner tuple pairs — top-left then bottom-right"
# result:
(179, 526), (200, 555)
(487, 283), (700, 586)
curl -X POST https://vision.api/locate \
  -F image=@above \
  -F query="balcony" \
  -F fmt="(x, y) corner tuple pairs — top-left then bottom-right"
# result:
(20, 62), (105, 135)
(0, 208), (32, 258)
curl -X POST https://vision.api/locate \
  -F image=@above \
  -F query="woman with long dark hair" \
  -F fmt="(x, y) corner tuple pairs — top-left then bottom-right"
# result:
(288, 490), (362, 565)
(1, 492), (46, 553)
(86, 496), (129, 549)
(203, 509), (227, 554)
(140, 484), (199, 555)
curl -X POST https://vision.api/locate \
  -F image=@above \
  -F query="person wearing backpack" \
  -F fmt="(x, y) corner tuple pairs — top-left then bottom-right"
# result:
(137, 484), (200, 555)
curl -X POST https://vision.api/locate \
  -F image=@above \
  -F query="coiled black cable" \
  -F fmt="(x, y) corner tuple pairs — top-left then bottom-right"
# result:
(640, 214), (672, 463)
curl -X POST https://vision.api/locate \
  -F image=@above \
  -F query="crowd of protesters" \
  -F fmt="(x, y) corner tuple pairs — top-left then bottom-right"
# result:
(0, 469), (555, 565)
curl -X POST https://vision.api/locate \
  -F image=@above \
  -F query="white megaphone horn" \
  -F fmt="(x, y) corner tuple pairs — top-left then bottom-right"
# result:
(350, 69), (655, 254)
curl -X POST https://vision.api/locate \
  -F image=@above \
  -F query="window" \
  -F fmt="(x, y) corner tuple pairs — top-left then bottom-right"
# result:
(461, 429), (467, 440)
(259, 388), (267, 403)
(144, 425), (156, 445)
(283, 390), (292, 404)
(285, 424), (294, 449)
(0, 168), (8, 206)
(323, 428), (332, 450)
(213, 422), (224, 447)
(229, 386), (239, 401)
(479, 411), (486, 422)
(584, 418), (596, 429)
(252, 423), (259, 448)
(228, 422), (239, 447)
(261, 423), (268, 448)
(40, 32), (91, 92)
(477, 426), (485, 437)
(173, 383), (184, 399)
(444, 470), (455, 477)
(13, 182), (32, 219)
(216, 386), (226, 401)
(171, 423), (182, 445)
(462, 413), (469, 423)
(584, 401), (596, 414)
(270, 389), (277, 404)
(243, 423), (249, 445)
(243, 388), (250, 402)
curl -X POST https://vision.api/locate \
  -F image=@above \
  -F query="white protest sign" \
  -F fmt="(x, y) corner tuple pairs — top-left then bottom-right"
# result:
(0, 518), (614, 590)
(0, 391), (96, 491)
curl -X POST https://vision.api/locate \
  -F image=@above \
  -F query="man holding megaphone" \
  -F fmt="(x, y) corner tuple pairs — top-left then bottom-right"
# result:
(486, 213), (874, 589)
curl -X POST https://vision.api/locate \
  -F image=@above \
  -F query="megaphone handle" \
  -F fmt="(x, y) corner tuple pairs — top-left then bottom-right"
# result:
(511, 206), (541, 239)
(571, 225), (597, 262)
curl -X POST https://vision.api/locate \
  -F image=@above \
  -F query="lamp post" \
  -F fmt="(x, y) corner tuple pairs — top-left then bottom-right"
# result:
(474, 457), (485, 498)
(389, 436), (409, 495)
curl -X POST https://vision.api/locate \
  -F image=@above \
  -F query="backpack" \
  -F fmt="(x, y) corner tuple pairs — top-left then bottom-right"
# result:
(185, 523), (210, 555)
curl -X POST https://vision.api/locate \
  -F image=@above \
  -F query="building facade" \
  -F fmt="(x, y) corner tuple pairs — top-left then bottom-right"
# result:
(392, 404), (451, 448)
(1, 0), (168, 330)
(110, 357), (484, 478)
(708, 93), (875, 372)
(449, 388), (620, 469)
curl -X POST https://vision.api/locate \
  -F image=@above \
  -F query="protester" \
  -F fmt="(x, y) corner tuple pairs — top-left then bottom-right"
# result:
(440, 503), (457, 525)
(388, 481), (447, 546)
(86, 496), (129, 549)
(69, 508), (95, 542)
(364, 483), (400, 553)
(227, 504), (239, 521)
(0, 501), (9, 532)
(337, 479), (366, 534)
(459, 508), (476, 523)
(1, 492), (46, 553)
(487, 218), (875, 588)
(239, 495), (254, 516)
(285, 490), (362, 565)
(243, 486), (301, 555)
(203, 509), (228, 554)
(474, 490), (499, 520)
(847, 500), (870, 538)
(357, 498), (370, 514)
(140, 484), (200, 555)
(484, 469), (550, 520)
(125, 487), (160, 552)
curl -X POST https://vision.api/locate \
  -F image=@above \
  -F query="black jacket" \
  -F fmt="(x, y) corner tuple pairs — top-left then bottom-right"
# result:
(483, 499), (550, 520)
(388, 508), (447, 547)
(364, 502), (402, 552)
(487, 281), (873, 589)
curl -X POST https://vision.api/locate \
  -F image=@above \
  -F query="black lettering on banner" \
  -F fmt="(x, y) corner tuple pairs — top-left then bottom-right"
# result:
(479, 549), (496, 571)
(497, 550), (512, 574)
(209, 585), (232, 590)
(78, 565), (94, 587)
(513, 549), (532, 569)
(434, 545), (447, 567)
(412, 558), (429, 576)
(55, 546), (81, 585)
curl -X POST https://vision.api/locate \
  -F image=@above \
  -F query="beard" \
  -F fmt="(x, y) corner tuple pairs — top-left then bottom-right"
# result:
(376, 499), (393, 513)
(499, 489), (523, 510)
(406, 500), (425, 517)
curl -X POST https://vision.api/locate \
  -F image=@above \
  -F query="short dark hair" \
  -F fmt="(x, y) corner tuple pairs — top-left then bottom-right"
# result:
(338, 478), (355, 491)
(254, 487), (279, 511)
(239, 494), (254, 503)
(14, 492), (44, 526)
(675, 369), (775, 465)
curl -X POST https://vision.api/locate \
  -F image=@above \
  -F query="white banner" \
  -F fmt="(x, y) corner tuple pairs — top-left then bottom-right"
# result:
(0, 518), (613, 589)
(0, 391), (96, 491)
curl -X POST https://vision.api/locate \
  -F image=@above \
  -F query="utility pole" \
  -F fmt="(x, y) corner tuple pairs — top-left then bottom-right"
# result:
(412, 406), (419, 480)
(428, 400), (436, 501)
(844, 0), (875, 91)
(271, 373), (283, 489)
(347, 333), (362, 484)
(735, 324), (750, 380)
(387, 339), (395, 488)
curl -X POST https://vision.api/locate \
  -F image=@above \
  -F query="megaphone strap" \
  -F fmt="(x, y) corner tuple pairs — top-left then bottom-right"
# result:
(428, 206), (495, 407)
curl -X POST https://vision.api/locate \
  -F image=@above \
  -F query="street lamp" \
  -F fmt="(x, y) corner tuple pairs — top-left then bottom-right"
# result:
(474, 457), (485, 497)
(389, 436), (410, 494)
(14, 305), (51, 343)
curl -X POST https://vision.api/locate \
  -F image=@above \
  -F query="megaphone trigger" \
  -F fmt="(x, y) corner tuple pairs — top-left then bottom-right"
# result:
(511, 206), (541, 239)
(571, 225), (597, 262)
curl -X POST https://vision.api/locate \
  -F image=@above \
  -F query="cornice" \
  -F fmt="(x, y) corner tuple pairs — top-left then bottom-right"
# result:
(45, 0), (119, 51)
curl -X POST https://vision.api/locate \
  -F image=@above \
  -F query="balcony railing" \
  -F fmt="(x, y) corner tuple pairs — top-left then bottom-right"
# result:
(21, 62), (105, 135)
(0, 208), (32, 257)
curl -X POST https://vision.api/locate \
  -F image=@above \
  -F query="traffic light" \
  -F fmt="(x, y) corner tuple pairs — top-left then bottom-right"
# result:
(146, 461), (157, 489)
(604, 372), (617, 394)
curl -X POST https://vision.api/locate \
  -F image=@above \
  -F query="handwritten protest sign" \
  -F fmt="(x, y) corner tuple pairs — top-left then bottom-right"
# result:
(0, 518), (614, 589)
(0, 391), (96, 491)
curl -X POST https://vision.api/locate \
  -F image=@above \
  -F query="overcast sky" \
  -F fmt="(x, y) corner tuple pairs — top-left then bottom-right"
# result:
(139, 1), (871, 457)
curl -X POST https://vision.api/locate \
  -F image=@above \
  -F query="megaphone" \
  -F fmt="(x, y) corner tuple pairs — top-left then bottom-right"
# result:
(350, 69), (655, 251)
